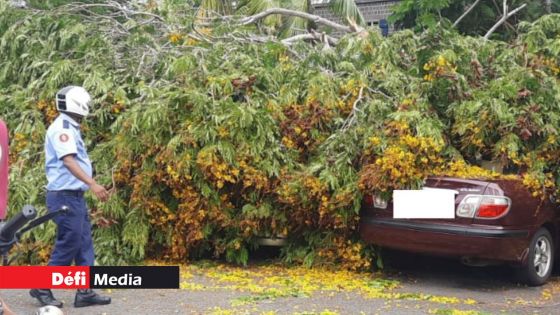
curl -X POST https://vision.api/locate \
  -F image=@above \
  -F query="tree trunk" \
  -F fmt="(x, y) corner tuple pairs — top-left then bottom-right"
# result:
(544, 0), (552, 14)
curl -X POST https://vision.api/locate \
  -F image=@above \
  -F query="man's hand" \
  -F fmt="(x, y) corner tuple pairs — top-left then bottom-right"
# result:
(90, 182), (109, 202)
(62, 155), (110, 202)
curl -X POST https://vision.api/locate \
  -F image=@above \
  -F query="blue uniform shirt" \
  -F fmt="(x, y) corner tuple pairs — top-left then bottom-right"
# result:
(45, 113), (92, 191)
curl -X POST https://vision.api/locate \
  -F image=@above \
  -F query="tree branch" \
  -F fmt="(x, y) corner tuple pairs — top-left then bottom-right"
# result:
(545, 0), (552, 14)
(281, 32), (339, 46)
(65, 2), (165, 21)
(453, 0), (482, 28)
(239, 8), (353, 33)
(484, 0), (527, 40)
(341, 86), (365, 131)
(281, 34), (317, 44)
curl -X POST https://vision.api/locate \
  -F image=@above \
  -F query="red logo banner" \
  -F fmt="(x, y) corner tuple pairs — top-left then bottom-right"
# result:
(0, 266), (90, 289)
(0, 266), (179, 289)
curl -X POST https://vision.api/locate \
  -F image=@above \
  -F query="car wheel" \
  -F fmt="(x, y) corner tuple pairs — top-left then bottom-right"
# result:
(517, 228), (554, 286)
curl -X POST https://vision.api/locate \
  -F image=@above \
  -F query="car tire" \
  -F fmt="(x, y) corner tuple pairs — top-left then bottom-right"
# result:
(516, 227), (554, 286)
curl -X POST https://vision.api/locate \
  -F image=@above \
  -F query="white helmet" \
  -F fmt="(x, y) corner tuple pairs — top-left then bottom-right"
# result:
(36, 305), (64, 315)
(56, 86), (91, 117)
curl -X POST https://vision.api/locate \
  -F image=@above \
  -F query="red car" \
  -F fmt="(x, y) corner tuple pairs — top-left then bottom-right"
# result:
(360, 176), (560, 286)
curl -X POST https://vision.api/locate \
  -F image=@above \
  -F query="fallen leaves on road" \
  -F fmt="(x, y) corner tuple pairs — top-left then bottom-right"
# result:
(428, 309), (491, 315)
(155, 260), (482, 313)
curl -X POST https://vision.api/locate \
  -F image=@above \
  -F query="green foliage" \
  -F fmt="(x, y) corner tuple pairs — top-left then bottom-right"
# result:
(391, 0), (560, 39)
(1, 3), (560, 269)
(200, 0), (364, 37)
(391, 0), (452, 29)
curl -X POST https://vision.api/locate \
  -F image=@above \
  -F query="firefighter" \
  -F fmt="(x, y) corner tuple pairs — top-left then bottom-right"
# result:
(29, 86), (111, 308)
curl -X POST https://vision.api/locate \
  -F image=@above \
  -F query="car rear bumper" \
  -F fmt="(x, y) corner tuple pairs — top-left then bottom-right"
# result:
(360, 217), (531, 264)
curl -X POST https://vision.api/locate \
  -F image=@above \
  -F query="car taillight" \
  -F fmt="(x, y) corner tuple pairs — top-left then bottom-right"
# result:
(363, 194), (388, 209)
(456, 195), (511, 219)
(456, 195), (480, 218)
(364, 195), (374, 206)
(476, 196), (510, 218)
(373, 195), (388, 209)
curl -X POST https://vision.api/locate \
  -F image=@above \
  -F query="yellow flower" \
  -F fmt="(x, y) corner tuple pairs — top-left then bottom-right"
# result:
(168, 33), (183, 43)
(369, 136), (381, 146)
(437, 55), (447, 67)
(217, 127), (229, 138)
(231, 168), (239, 176)
(185, 37), (198, 46)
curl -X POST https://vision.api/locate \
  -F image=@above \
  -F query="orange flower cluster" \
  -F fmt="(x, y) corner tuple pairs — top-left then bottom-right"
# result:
(277, 174), (355, 233)
(116, 144), (284, 261)
(541, 56), (560, 76)
(197, 149), (239, 189)
(239, 159), (269, 191)
(280, 101), (332, 155)
(111, 100), (125, 114)
(338, 79), (365, 114)
(423, 55), (457, 81)
(10, 132), (27, 160)
(359, 126), (445, 194)
(171, 186), (209, 259)
(317, 237), (372, 271)
(435, 160), (505, 179)
(36, 99), (58, 124)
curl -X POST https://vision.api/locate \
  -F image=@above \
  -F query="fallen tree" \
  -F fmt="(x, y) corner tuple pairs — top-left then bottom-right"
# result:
(1, 2), (560, 269)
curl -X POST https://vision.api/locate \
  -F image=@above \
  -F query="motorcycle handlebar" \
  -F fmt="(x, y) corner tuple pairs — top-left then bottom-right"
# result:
(0, 205), (37, 243)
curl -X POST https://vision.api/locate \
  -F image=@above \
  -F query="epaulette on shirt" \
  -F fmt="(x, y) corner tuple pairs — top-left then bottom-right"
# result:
(63, 120), (70, 129)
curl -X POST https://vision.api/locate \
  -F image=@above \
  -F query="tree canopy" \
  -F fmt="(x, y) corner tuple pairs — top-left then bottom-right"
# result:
(1, 2), (560, 268)
(391, 0), (560, 39)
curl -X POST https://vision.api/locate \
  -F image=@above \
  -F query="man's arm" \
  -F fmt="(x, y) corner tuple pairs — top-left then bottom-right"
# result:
(62, 155), (109, 202)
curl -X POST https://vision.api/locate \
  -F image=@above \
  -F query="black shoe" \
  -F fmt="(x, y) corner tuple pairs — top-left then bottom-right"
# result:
(29, 289), (63, 308)
(74, 289), (111, 307)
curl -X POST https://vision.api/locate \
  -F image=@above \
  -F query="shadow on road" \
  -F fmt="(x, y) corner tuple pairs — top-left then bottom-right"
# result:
(380, 249), (560, 292)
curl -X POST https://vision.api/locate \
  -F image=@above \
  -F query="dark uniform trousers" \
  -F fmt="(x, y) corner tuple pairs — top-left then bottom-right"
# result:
(46, 190), (94, 266)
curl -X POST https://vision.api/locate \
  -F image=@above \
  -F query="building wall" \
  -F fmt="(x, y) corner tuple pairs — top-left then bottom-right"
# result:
(358, 0), (399, 25)
(312, 0), (400, 33)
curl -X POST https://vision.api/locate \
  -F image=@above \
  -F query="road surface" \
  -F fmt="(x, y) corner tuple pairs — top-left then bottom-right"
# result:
(2, 251), (559, 314)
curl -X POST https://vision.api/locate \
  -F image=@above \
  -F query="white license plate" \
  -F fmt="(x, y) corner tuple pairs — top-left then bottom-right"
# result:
(393, 188), (457, 219)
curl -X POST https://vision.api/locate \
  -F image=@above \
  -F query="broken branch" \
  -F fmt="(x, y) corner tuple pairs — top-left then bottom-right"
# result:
(453, 0), (482, 28)
(484, 0), (527, 40)
(281, 32), (339, 46)
(240, 8), (353, 33)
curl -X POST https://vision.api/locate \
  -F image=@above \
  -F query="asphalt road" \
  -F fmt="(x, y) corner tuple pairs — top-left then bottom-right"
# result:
(2, 250), (560, 315)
